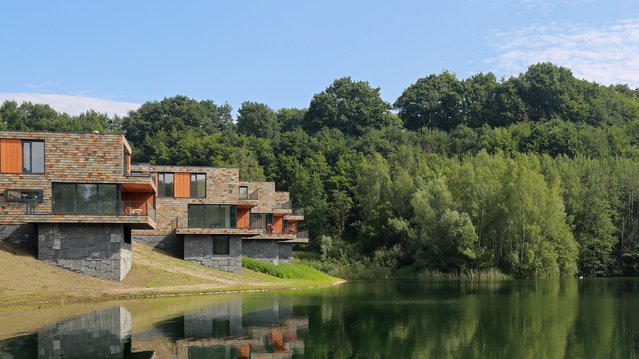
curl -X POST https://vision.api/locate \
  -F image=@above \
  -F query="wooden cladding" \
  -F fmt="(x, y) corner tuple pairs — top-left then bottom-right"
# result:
(273, 215), (283, 233)
(0, 139), (23, 173)
(237, 208), (250, 229)
(174, 172), (190, 198)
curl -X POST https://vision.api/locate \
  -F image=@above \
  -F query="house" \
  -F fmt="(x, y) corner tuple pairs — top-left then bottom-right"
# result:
(0, 131), (307, 280)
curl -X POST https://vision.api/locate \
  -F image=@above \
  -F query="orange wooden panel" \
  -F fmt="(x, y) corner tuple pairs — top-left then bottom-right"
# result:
(0, 139), (22, 173)
(273, 215), (283, 233)
(174, 172), (190, 198)
(237, 208), (250, 229)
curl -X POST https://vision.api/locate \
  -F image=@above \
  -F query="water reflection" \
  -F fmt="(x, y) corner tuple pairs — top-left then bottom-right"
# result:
(1, 279), (639, 358)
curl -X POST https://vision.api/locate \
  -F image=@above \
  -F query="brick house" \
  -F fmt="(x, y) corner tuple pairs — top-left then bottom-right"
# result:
(0, 131), (306, 280)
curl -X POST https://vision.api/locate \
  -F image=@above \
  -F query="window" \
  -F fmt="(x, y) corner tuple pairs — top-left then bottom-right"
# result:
(190, 173), (206, 198)
(212, 235), (230, 255)
(52, 183), (119, 215)
(188, 204), (237, 228)
(158, 173), (174, 197)
(4, 189), (43, 203)
(22, 140), (44, 173)
(239, 186), (248, 200)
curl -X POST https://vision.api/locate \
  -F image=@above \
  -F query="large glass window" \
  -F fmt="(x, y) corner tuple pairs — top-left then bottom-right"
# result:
(212, 235), (230, 255)
(52, 183), (119, 215)
(22, 140), (44, 174)
(158, 173), (174, 197)
(190, 173), (206, 198)
(188, 205), (237, 228)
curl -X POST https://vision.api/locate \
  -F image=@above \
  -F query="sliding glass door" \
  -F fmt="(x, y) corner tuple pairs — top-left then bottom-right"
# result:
(52, 183), (119, 215)
(188, 205), (237, 228)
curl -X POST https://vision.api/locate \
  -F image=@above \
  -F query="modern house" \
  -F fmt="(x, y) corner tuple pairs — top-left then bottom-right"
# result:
(0, 131), (307, 280)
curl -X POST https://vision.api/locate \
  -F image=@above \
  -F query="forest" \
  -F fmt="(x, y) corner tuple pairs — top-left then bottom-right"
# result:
(3, 62), (639, 278)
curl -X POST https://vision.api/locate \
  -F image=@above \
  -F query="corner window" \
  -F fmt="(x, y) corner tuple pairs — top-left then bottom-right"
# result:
(22, 140), (44, 174)
(4, 189), (43, 203)
(190, 173), (206, 198)
(212, 235), (230, 255)
(158, 173), (174, 197)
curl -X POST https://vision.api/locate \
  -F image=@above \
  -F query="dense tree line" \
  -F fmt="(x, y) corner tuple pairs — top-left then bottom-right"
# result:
(3, 63), (639, 278)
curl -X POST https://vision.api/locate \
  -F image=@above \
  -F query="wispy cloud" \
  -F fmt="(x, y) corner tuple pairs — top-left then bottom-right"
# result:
(0, 93), (140, 116)
(521, 0), (594, 11)
(488, 19), (639, 88)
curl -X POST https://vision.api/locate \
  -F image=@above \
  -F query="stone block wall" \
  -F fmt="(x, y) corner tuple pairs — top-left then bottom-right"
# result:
(38, 223), (131, 281)
(132, 233), (182, 256)
(278, 243), (293, 264)
(0, 223), (37, 250)
(184, 234), (242, 272)
(242, 239), (280, 264)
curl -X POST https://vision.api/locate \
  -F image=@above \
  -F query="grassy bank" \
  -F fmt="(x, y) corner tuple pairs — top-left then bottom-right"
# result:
(0, 241), (343, 307)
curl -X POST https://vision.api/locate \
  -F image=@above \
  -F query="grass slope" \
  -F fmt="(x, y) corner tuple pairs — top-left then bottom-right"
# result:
(0, 241), (342, 306)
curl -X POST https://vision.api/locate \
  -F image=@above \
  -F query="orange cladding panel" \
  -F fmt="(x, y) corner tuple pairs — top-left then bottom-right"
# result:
(237, 208), (250, 229)
(174, 172), (190, 198)
(274, 215), (283, 233)
(0, 139), (22, 173)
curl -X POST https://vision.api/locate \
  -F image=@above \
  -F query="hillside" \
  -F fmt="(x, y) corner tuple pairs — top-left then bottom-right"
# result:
(0, 241), (341, 306)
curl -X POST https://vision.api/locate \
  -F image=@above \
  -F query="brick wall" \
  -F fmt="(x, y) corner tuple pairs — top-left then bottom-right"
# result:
(0, 131), (137, 226)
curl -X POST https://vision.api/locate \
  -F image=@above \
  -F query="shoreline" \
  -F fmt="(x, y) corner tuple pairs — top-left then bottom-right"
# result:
(0, 278), (346, 309)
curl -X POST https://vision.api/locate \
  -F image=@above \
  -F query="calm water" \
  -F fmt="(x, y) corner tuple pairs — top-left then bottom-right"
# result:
(1, 279), (639, 358)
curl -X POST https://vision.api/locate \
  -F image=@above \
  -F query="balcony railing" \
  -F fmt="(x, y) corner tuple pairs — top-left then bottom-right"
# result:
(297, 230), (309, 239)
(239, 190), (259, 201)
(291, 208), (304, 216)
(276, 200), (292, 209)
(24, 200), (156, 222)
(121, 200), (156, 221)
(128, 163), (153, 177)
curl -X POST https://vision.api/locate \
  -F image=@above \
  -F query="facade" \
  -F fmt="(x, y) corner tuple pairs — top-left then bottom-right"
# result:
(0, 130), (306, 280)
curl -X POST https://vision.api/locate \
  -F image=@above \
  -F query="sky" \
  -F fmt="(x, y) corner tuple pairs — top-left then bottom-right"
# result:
(1, 0), (638, 116)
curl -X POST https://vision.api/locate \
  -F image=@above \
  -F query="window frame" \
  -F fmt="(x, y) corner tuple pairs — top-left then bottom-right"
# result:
(52, 183), (120, 215)
(188, 204), (238, 228)
(158, 172), (175, 198)
(21, 140), (45, 174)
(189, 173), (206, 198)
(212, 235), (230, 255)
(4, 189), (44, 203)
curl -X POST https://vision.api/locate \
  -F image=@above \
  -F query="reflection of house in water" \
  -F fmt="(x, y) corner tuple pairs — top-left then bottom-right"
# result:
(131, 298), (307, 358)
(0, 306), (139, 359)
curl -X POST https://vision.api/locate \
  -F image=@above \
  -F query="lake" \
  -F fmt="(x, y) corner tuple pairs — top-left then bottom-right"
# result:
(1, 279), (638, 358)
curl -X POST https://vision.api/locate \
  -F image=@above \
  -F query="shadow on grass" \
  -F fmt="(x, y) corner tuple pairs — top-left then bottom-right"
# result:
(0, 241), (36, 258)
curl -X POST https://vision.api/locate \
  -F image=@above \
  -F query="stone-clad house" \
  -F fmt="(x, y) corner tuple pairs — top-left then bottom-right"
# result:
(0, 131), (307, 280)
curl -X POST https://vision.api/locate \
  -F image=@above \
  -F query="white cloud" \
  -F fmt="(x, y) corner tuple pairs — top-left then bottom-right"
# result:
(0, 93), (140, 116)
(488, 19), (639, 88)
(521, 0), (594, 11)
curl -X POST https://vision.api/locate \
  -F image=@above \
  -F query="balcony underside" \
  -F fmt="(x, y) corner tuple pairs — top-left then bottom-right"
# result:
(280, 238), (309, 244)
(283, 214), (304, 221)
(175, 227), (263, 237)
(24, 214), (156, 229)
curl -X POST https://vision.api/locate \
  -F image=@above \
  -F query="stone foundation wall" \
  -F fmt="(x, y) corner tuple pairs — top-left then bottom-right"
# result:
(38, 223), (131, 281)
(184, 235), (242, 273)
(0, 223), (37, 250)
(132, 233), (182, 256)
(242, 239), (280, 264)
(278, 243), (293, 264)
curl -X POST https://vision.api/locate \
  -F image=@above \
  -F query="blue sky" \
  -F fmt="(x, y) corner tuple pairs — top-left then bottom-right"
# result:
(1, 0), (638, 115)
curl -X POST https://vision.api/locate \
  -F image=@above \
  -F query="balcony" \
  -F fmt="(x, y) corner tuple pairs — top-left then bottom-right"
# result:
(23, 200), (156, 229)
(273, 200), (293, 215)
(280, 230), (309, 244)
(238, 189), (259, 208)
(175, 216), (263, 237)
(284, 208), (304, 221)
